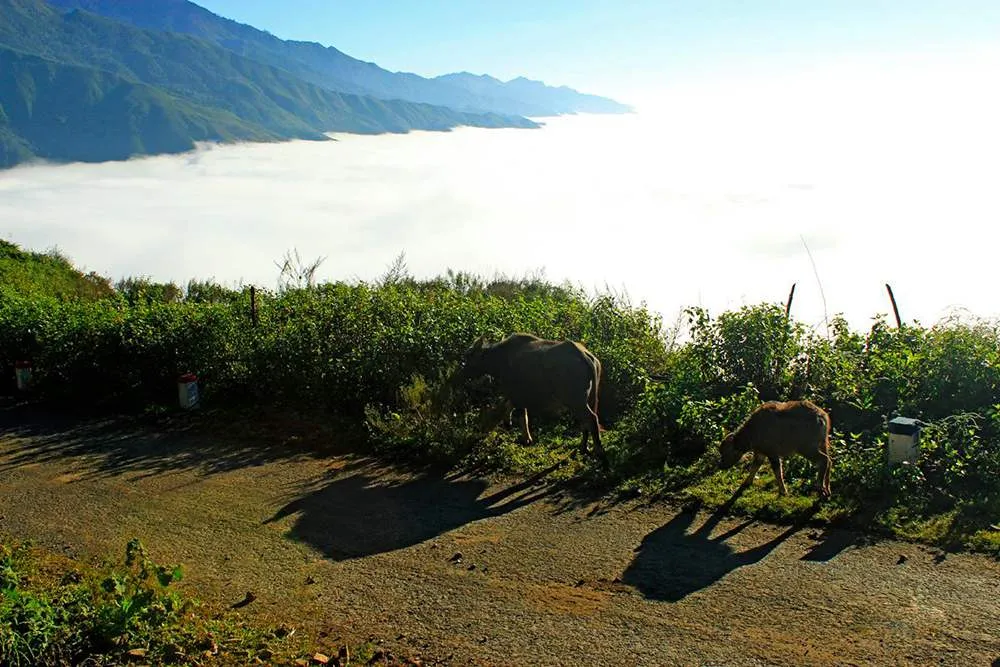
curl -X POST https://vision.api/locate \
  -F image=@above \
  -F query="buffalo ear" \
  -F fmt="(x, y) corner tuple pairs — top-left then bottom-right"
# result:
(463, 336), (485, 359)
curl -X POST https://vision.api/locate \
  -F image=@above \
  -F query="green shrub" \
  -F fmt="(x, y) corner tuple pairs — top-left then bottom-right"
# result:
(365, 372), (489, 465)
(686, 304), (802, 401)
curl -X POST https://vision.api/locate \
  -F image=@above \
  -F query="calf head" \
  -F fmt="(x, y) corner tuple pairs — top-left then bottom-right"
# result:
(718, 433), (745, 469)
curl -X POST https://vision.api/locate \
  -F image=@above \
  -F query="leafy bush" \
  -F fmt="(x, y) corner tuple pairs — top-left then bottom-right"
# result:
(364, 372), (490, 465)
(686, 304), (802, 401)
(1, 264), (666, 419)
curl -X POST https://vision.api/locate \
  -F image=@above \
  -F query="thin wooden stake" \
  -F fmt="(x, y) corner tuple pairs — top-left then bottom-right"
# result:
(785, 283), (796, 319)
(885, 283), (902, 328)
(800, 235), (829, 337)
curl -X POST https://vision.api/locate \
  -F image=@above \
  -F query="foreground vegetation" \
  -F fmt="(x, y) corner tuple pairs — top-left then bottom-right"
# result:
(0, 537), (288, 666)
(0, 535), (413, 666)
(1, 242), (999, 558)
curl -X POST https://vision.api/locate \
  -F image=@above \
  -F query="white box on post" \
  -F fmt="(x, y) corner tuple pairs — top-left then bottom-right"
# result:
(887, 416), (923, 465)
(177, 373), (200, 410)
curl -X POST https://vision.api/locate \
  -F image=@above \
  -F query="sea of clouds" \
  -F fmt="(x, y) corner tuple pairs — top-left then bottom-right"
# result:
(2, 52), (998, 333)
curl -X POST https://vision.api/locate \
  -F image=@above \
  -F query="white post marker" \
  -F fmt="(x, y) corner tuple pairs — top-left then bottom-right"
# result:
(887, 416), (923, 465)
(177, 372), (200, 410)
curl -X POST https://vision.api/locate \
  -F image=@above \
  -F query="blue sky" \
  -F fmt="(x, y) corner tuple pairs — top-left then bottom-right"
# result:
(191, 1), (1000, 100)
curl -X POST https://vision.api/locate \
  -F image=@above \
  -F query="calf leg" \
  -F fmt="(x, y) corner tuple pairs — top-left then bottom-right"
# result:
(823, 451), (832, 498)
(739, 453), (766, 490)
(768, 456), (787, 496)
(822, 438), (833, 498)
(805, 448), (833, 499)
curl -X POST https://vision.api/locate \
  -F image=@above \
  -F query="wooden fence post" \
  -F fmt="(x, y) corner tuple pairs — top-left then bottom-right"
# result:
(885, 283), (902, 328)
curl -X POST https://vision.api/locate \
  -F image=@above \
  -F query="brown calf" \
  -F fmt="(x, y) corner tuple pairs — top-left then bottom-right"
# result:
(718, 400), (832, 498)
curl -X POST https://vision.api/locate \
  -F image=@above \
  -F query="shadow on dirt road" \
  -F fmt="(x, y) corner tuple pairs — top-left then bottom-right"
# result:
(264, 461), (561, 561)
(622, 497), (819, 601)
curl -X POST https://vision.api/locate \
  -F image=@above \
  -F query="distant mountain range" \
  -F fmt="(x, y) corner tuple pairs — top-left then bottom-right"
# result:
(46, 0), (633, 117)
(0, 0), (631, 169)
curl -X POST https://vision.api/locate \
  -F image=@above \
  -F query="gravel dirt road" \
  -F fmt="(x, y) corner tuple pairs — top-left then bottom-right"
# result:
(1, 406), (997, 666)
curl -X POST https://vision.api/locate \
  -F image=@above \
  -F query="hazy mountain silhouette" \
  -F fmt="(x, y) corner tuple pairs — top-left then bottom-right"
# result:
(436, 72), (632, 115)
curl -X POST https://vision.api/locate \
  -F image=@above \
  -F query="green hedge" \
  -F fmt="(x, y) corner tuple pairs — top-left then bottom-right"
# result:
(0, 276), (667, 418)
(1, 259), (998, 550)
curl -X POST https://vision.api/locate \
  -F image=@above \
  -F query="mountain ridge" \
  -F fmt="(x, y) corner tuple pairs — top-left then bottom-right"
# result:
(0, 0), (540, 168)
(45, 0), (633, 117)
(0, 43), (294, 168)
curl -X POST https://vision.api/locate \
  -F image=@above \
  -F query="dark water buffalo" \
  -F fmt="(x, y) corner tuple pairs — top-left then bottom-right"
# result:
(718, 399), (832, 499)
(457, 333), (608, 467)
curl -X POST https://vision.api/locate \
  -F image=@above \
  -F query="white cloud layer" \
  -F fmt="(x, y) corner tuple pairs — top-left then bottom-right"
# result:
(2, 52), (999, 332)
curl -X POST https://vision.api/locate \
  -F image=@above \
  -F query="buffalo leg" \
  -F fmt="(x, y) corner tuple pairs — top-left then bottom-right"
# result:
(578, 422), (590, 456)
(517, 408), (534, 446)
(480, 399), (512, 431)
(582, 406), (609, 468)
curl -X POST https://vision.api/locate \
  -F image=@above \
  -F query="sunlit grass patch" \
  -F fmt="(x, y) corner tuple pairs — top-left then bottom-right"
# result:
(966, 528), (1000, 555)
(684, 468), (817, 516)
(463, 433), (583, 478)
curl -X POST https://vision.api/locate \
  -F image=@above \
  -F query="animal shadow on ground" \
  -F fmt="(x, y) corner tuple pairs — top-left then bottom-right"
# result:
(622, 494), (819, 602)
(799, 496), (886, 562)
(264, 460), (561, 561)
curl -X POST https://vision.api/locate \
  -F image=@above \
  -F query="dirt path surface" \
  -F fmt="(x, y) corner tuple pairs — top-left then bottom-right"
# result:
(1, 407), (998, 666)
